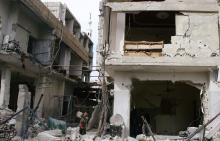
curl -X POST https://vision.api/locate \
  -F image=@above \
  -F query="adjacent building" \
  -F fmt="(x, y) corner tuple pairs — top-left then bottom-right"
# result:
(0, 0), (93, 120)
(98, 0), (220, 139)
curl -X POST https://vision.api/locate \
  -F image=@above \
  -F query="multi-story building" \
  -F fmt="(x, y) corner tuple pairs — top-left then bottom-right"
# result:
(98, 0), (220, 139)
(0, 0), (93, 119)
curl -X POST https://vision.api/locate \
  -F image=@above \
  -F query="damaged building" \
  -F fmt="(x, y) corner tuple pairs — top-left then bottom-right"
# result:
(0, 0), (95, 124)
(98, 0), (220, 140)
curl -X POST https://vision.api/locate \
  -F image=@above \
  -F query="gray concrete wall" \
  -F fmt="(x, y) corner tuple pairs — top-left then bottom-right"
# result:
(70, 53), (83, 79)
(16, 6), (50, 53)
(31, 40), (53, 65)
(34, 76), (65, 118)
(0, 0), (10, 44)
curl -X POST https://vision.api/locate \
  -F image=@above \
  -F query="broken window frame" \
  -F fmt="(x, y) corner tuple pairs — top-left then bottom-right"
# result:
(124, 11), (176, 56)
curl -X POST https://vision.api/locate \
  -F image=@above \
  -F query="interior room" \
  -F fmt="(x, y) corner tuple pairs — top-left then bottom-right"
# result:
(130, 80), (202, 137)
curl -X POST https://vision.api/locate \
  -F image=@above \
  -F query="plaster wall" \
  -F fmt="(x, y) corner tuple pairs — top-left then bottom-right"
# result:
(109, 12), (125, 55)
(112, 71), (210, 135)
(131, 81), (201, 135)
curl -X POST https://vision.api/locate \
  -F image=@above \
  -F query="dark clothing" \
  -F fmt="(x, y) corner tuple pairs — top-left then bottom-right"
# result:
(79, 128), (86, 135)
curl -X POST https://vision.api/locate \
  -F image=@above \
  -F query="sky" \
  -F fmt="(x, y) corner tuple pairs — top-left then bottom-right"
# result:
(42, 0), (101, 79)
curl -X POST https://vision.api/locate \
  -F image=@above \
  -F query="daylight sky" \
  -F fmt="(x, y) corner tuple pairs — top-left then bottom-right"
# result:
(42, 0), (101, 79)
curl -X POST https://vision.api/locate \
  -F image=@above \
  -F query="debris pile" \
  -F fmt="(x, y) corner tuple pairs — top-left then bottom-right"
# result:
(27, 118), (47, 139)
(0, 107), (14, 120)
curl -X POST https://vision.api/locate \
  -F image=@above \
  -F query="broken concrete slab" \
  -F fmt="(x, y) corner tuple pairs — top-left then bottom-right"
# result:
(37, 130), (62, 141)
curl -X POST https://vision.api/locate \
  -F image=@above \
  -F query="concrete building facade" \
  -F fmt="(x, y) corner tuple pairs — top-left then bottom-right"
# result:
(98, 0), (220, 139)
(0, 0), (93, 119)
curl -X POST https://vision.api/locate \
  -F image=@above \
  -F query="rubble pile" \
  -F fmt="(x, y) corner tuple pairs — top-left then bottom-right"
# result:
(0, 107), (14, 121)
(27, 119), (47, 139)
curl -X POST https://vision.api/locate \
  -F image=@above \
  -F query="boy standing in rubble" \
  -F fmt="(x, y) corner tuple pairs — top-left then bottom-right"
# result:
(79, 112), (88, 135)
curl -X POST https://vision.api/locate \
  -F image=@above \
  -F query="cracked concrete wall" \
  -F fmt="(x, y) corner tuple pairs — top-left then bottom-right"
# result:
(163, 13), (219, 58)
(107, 12), (219, 61)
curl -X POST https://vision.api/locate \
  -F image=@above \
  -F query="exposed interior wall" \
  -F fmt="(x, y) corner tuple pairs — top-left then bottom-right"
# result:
(130, 80), (202, 137)
(125, 28), (175, 43)
(108, 11), (219, 59)
(112, 71), (209, 135)
(125, 12), (176, 44)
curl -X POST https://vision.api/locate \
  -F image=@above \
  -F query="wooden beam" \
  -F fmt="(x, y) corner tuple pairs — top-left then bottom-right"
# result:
(20, 0), (89, 63)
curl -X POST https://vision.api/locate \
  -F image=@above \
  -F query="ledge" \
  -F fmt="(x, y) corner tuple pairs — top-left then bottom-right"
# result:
(19, 0), (90, 63)
(106, 1), (219, 12)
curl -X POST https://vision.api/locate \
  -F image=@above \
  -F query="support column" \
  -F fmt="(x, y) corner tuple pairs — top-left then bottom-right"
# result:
(113, 89), (131, 135)
(206, 71), (220, 131)
(208, 71), (220, 119)
(0, 68), (11, 108)
(15, 85), (31, 137)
